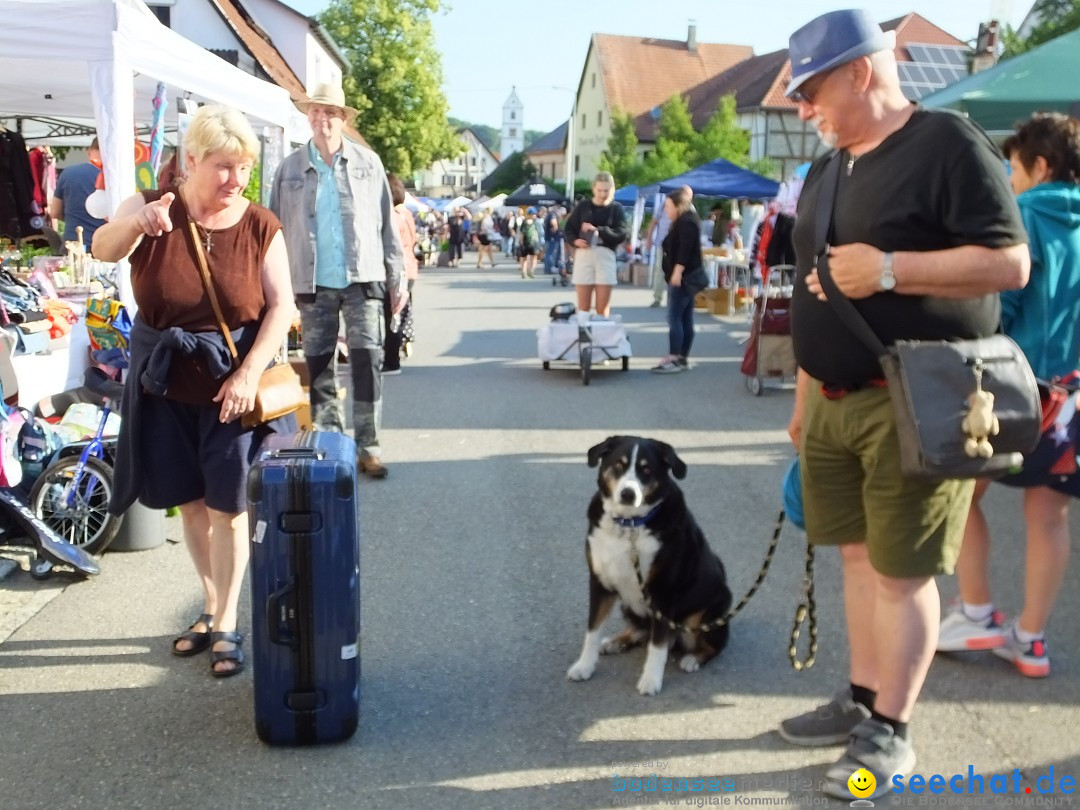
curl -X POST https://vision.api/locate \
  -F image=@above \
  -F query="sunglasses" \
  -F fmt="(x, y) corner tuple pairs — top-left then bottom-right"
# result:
(788, 65), (841, 105)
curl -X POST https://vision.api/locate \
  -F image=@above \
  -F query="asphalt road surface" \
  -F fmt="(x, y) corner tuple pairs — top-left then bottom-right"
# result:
(0, 254), (1076, 810)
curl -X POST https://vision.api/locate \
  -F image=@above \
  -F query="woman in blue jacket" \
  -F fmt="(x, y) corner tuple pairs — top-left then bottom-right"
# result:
(938, 113), (1080, 678)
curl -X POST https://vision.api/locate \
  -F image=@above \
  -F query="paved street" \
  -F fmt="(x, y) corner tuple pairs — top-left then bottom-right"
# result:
(0, 253), (1077, 810)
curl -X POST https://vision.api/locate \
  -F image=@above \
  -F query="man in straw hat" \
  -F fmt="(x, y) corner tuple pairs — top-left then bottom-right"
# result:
(271, 82), (407, 478)
(778, 9), (1029, 798)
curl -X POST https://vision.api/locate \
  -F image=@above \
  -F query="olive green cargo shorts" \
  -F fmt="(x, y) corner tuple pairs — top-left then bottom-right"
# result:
(801, 382), (974, 578)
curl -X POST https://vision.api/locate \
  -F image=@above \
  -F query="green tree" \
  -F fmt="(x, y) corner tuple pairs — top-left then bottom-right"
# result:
(635, 95), (696, 184)
(691, 94), (750, 167)
(747, 157), (780, 180)
(598, 108), (640, 186)
(1001, 0), (1080, 56)
(320, 0), (462, 175)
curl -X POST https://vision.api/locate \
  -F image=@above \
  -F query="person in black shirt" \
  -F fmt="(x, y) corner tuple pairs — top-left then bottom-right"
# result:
(653, 187), (706, 373)
(777, 10), (1029, 799)
(563, 172), (627, 317)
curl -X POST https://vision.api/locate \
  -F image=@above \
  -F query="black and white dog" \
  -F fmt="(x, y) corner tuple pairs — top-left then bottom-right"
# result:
(567, 436), (733, 695)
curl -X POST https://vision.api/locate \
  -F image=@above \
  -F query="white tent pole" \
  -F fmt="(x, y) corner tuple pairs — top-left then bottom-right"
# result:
(88, 53), (136, 307)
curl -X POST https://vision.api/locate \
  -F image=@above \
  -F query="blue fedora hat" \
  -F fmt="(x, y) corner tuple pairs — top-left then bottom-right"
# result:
(786, 9), (896, 97)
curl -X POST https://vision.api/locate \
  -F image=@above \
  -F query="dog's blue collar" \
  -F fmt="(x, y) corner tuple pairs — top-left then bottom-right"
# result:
(612, 502), (663, 528)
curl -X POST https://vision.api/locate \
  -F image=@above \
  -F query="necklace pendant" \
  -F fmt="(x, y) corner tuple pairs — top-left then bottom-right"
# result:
(846, 155), (855, 176)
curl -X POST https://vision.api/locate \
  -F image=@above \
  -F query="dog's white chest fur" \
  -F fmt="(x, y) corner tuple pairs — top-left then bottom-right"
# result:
(587, 517), (660, 617)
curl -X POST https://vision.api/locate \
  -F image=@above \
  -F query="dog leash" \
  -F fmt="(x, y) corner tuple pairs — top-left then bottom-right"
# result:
(628, 509), (818, 671)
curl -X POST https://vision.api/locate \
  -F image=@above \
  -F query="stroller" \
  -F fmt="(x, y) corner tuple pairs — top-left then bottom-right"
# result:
(741, 265), (797, 396)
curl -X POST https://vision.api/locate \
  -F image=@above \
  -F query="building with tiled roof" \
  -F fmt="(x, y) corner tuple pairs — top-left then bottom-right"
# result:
(414, 128), (500, 198)
(570, 26), (754, 180)
(691, 12), (970, 179)
(145, 0), (359, 145)
(525, 121), (569, 184)
(571, 13), (973, 184)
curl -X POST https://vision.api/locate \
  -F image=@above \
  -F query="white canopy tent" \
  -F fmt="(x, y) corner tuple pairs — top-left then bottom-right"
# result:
(0, 0), (301, 219)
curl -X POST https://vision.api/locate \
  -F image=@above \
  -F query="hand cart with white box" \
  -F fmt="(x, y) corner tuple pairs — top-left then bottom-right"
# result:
(537, 307), (631, 386)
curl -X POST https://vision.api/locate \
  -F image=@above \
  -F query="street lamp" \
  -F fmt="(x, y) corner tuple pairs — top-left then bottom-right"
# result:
(550, 85), (577, 202)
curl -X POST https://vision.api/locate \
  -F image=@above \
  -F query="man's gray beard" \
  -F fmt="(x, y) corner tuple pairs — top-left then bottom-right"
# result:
(817, 129), (839, 149)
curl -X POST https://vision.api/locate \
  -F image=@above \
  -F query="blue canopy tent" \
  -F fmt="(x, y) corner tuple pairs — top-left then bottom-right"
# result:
(651, 158), (780, 199)
(613, 184), (640, 205)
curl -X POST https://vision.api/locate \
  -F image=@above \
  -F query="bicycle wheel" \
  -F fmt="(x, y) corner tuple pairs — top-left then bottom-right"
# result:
(30, 456), (121, 555)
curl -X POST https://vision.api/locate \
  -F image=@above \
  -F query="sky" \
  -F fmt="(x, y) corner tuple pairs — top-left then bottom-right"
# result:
(285, 0), (1030, 134)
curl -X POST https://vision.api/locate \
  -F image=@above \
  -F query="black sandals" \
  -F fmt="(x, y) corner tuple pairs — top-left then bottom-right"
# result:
(171, 613), (213, 657)
(209, 630), (246, 678)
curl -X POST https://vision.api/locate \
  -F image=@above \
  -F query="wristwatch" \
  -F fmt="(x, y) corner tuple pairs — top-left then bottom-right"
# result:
(879, 252), (896, 292)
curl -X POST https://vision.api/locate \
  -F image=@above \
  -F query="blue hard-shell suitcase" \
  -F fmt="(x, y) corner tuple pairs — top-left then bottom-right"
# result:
(247, 430), (360, 746)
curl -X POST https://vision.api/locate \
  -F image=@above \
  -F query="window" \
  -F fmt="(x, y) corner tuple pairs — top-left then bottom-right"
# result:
(598, 111), (602, 127)
(471, 157), (477, 167)
(511, 111), (516, 120)
(509, 128), (516, 137)
(575, 156), (580, 171)
(442, 175), (452, 186)
(581, 113), (586, 129)
(591, 73), (596, 89)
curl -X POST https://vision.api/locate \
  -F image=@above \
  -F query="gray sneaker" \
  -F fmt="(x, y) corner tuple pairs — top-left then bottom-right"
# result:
(778, 688), (871, 747)
(822, 718), (916, 800)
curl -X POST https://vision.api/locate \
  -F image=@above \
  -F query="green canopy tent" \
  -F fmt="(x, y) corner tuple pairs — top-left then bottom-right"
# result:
(921, 28), (1080, 132)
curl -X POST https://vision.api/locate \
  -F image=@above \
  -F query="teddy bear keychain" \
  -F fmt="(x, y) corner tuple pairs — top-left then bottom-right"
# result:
(962, 360), (1000, 458)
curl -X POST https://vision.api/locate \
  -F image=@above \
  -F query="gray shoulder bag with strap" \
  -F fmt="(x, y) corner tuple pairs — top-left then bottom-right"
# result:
(812, 152), (1040, 480)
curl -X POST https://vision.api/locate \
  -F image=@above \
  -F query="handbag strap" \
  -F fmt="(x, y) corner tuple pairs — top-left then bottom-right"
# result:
(183, 212), (239, 362)
(813, 152), (890, 360)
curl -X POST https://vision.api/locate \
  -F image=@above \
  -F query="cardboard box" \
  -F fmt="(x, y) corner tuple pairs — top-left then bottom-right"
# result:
(617, 261), (632, 284)
(708, 289), (731, 316)
(631, 262), (650, 287)
(694, 291), (710, 310)
(290, 358), (310, 387)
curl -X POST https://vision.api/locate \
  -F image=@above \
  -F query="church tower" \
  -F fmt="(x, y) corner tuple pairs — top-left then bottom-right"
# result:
(500, 87), (524, 159)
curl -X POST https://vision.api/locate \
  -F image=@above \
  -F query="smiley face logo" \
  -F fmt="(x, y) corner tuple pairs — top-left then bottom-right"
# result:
(848, 768), (876, 798)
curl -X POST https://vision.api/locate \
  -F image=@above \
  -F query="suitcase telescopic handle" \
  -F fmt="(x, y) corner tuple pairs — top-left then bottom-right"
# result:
(268, 448), (326, 460)
(267, 579), (299, 648)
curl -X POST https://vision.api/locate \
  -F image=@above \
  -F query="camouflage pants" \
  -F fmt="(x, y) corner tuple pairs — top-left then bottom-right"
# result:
(298, 284), (384, 456)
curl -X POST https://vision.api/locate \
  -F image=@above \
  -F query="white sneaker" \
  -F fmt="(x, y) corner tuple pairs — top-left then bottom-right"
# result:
(937, 606), (1006, 652)
(993, 621), (1050, 678)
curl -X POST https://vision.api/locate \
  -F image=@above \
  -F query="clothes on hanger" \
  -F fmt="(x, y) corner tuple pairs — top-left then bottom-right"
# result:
(0, 131), (38, 239)
(28, 146), (57, 226)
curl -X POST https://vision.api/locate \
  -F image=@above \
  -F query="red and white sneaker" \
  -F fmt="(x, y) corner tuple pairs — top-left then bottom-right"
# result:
(993, 622), (1050, 678)
(937, 606), (1006, 652)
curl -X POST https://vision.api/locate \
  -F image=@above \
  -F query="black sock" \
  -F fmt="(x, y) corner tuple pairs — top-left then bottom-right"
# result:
(851, 683), (877, 712)
(871, 710), (909, 740)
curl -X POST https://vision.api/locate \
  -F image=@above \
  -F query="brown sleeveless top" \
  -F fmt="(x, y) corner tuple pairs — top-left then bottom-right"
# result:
(130, 187), (282, 403)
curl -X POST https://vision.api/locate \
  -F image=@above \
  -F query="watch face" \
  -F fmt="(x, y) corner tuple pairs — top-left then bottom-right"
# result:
(880, 273), (896, 291)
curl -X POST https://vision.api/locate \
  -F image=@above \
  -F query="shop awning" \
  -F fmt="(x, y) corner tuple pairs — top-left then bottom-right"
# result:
(0, 0), (300, 218)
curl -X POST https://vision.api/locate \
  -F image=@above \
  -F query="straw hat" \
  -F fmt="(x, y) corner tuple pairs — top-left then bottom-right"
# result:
(294, 82), (358, 120)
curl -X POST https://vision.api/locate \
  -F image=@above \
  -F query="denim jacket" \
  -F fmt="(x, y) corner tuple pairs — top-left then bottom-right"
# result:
(269, 138), (404, 295)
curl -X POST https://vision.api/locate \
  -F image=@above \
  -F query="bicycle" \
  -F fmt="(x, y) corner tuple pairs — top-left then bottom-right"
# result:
(29, 367), (124, 555)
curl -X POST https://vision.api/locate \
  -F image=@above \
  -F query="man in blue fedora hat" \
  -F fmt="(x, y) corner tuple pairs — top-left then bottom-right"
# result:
(777, 8), (1030, 799)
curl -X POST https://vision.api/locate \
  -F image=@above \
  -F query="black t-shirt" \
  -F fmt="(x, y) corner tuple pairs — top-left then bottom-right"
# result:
(564, 199), (628, 250)
(791, 107), (1027, 386)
